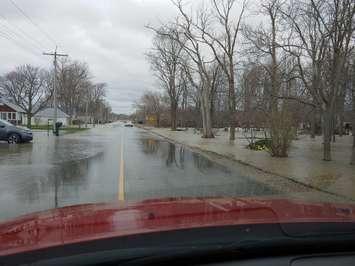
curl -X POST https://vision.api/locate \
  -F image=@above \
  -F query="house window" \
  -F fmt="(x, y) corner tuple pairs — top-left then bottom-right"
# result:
(8, 113), (12, 120)
(12, 113), (16, 120)
(1, 113), (6, 120)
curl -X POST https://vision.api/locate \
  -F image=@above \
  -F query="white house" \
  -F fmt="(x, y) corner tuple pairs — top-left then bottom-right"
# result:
(33, 108), (70, 126)
(0, 97), (26, 125)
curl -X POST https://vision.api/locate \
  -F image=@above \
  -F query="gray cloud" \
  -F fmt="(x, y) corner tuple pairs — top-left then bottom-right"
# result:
(0, 0), (176, 114)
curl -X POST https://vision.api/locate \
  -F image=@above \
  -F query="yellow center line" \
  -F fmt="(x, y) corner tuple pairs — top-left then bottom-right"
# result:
(118, 129), (125, 201)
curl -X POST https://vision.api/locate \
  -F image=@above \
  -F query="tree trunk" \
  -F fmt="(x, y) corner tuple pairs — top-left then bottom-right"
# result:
(339, 113), (344, 137)
(351, 133), (355, 165)
(351, 62), (355, 164)
(27, 95), (32, 129)
(200, 91), (214, 138)
(332, 116), (336, 143)
(171, 101), (177, 131)
(323, 111), (332, 161)
(351, 92), (355, 165)
(310, 110), (316, 139)
(339, 79), (346, 137)
(229, 110), (236, 140)
(85, 101), (89, 128)
(229, 70), (236, 141)
(26, 113), (32, 129)
(156, 114), (160, 128)
(210, 96), (215, 128)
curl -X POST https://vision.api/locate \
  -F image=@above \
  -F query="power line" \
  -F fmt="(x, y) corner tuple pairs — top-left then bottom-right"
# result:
(8, 0), (57, 47)
(0, 30), (42, 58)
(0, 19), (45, 52)
(0, 22), (44, 54)
(0, 13), (47, 51)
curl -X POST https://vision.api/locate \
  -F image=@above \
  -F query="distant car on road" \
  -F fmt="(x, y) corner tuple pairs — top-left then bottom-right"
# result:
(0, 119), (33, 144)
(124, 121), (134, 128)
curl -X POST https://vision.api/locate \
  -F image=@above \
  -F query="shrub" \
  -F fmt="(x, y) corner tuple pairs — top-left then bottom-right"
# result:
(269, 108), (295, 157)
(248, 139), (271, 151)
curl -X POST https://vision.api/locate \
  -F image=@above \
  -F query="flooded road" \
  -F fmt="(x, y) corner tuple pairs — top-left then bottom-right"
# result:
(0, 123), (278, 221)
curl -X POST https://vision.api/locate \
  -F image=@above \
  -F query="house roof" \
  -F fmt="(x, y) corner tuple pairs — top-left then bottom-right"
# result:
(34, 108), (69, 119)
(0, 97), (26, 113)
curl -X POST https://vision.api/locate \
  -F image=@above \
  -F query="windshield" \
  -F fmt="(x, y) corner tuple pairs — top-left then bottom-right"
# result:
(0, 0), (354, 260)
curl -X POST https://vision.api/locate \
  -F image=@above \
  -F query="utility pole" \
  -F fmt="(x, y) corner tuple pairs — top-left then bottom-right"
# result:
(43, 47), (68, 136)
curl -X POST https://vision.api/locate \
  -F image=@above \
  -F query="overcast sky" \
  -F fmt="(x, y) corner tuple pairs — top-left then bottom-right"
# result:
(0, 0), (180, 114)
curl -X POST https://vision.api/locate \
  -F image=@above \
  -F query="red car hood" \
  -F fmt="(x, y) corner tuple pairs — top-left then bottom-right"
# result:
(1, 197), (355, 256)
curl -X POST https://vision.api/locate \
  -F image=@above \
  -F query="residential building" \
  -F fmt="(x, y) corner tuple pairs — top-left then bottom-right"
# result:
(33, 108), (70, 126)
(0, 97), (26, 125)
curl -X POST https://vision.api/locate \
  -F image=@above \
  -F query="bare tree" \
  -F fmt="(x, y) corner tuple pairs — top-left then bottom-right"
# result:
(56, 59), (91, 123)
(84, 82), (106, 126)
(168, 1), (223, 138)
(149, 0), (238, 138)
(240, 63), (267, 129)
(146, 28), (185, 131)
(182, 49), (217, 137)
(189, 0), (247, 140)
(243, 0), (296, 157)
(0, 64), (52, 128)
(148, 0), (246, 138)
(137, 91), (163, 127)
(284, 0), (355, 161)
(91, 99), (112, 124)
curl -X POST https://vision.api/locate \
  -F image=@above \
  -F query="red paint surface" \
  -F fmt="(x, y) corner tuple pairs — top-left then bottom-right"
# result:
(0, 197), (355, 256)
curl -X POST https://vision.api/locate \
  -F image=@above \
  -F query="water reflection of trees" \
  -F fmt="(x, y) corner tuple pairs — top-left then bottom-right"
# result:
(16, 153), (103, 209)
(179, 146), (185, 168)
(140, 139), (186, 169)
(141, 139), (160, 154)
(192, 153), (214, 171)
(165, 144), (229, 173)
(193, 153), (232, 174)
(166, 143), (185, 169)
(166, 143), (176, 167)
(52, 154), (105, 208)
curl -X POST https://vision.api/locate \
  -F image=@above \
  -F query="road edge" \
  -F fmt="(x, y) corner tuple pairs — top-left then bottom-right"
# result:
(136, 124), (355, 202)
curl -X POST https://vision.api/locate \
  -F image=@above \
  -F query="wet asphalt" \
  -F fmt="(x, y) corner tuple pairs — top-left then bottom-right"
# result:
(0, 123), (278, 222)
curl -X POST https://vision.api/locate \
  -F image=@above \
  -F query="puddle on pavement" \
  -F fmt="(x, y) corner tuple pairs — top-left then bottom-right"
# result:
(0, 128), (278, 222)
(140, 138), (230, 173)
(125, 134), (278, 201)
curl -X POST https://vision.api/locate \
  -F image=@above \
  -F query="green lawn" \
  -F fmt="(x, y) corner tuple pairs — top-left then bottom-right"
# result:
(61, 127), (89, 134)
(29, 125), (52, 130)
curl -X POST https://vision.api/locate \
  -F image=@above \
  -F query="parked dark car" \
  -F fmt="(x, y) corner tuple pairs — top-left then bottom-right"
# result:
(0, 119), (33, 144)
